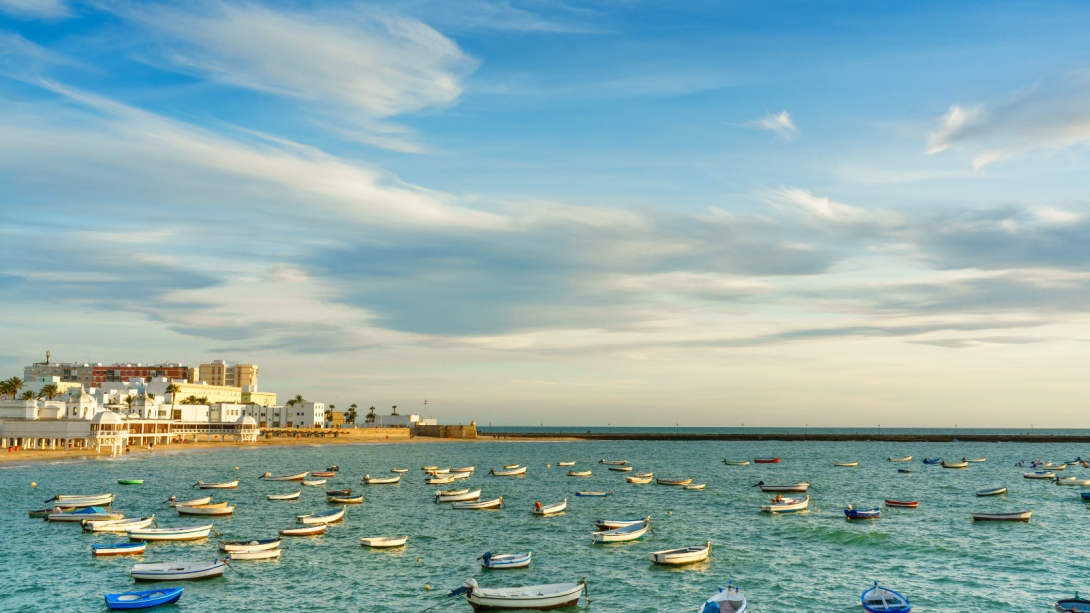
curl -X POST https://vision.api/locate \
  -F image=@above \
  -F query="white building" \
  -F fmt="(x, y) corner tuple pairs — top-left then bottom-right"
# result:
(243, 402), (324, 428)
(363, 414), (437, 428)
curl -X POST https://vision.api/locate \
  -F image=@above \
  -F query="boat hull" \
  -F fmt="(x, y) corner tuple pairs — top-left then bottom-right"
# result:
(261, 472), (309, 481)
(480, 552), (532, 569)
(759, 483), (808, 492)
(754, 458), (780, 463)
(128, 526), (212, 541)
(359, 536), (408, 548)
(884, 500), (919, 508)
(93, 542), (147, 556)
(972, 511), (1032, 522)
(196, 481), (239, 489)
(649, 542), (710, 565)
(130, 561), (226, 581)
(977, 488), (1007, 496)
(280, 525), (326, 536)
(176, 505), (234, 516)
(759, 496), (809, 513)
(218, 539), (281, 552)
(532, 500), (567, 516)
(228, 549), (281, 560)
(104, 587), (183, 610)
(466, 582), (583, 611)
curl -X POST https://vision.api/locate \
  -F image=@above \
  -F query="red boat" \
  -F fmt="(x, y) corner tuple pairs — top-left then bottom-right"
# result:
(311, 472), (336, 477)
(754, 458), (780, 464)
(884, 499), (919, 508)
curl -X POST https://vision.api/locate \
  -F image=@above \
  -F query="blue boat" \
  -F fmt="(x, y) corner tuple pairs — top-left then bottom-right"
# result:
(845, 506), (881, 519)
(861, 583), (909, 613)
(1080, 492), (1090, 501)
(574, 491), (611, 497)
(478, 551), (532, 569)
(897, 469), (912, 473)
(922, 458), (942, 464)
(104, 587), (183, 610)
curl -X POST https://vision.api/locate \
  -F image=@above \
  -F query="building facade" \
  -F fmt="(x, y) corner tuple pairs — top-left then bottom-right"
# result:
(243, 402), (324, 428)
(198, 360), (258, 388)
(92, 363), (190, 385)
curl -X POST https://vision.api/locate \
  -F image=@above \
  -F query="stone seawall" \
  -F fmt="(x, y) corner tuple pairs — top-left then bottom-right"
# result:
(411, 425), (478, 439)
(487, 432), (1090, 443)
(263, 427), (410, 440)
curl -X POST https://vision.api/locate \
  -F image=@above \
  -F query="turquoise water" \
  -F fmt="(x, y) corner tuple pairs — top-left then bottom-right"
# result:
(3, 439), (1089, 612)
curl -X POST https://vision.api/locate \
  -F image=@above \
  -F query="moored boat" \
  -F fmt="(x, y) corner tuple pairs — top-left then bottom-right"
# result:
(567, 470), (592, 477)
(130, 559), (227, 581)
(684, 483), (707, 490)
(591, 517), (650, 543)
(391, 469), (409, 473)
(118, 479), (144, 485)
(607, 466), (634, 472)
(531, 499), (567, 516)
(971, 510), (1032, 522)
(557, 461), (576, 466)
(941, 461), (968, 469)
(50, 506), (123, 522)
(626, 476), (652, 484)
(279, 524), (326, 536)
(297, 506), (346, 524)
(267, 491), (301, 501)
(422, 466), (439, 471)
(922, 458), (942, 464)
(302, 480), (327, 486)
(834, 462), (859, 467)
(426, 477), (455, 485)
(758, 495), (808, 513)
(756, 481), (808, 492)
(1055, 593), (1090, 612)
(1055, 477), (1090, 486)
(657, 477), (693, 486)
(884, 500), (918, 508)
(897, 469), (913, 473)
(93, 541), (147, 556)
(359, 536), (408, 548)
(754, 458), (780, 463)
(218, 538), (281, 552)
(228, 549), (281, 560)
(451, 578), (585, 611)
(450, 472), (471, 480)
(844, 505), (881, 519)
(363, 474), (401, 485)
(861, 582), (910, 613)
(502, 464), (519, 469)
(167, 496), (212, 507)
(887, 456), (912, 462)
(128, 524), (212, 541)
(83, 516), (156, 533)
(635, 472), (653, 478)
(649, 540), (710, 565)
(259, 472), (309, 481)
(104, 587), (183, 610)
(575, 491), (611, 497)
(310, 472), (336, 478)
(698, 584), (747, 613)
(176, 503), (234, 516)
(594, 518), (647, 530)
(724, 460), (750, 465)
(326, 489), (351, 496)
(1024, 471), (1056, 479)
(30, 506), (75, 518)
(599, 460), (628, 465)
(478, 551), (531, 569)
(436, 489), (481, 503)
(451, 466), (476, 473)
(490, 466), (528, 476)
(966, 457), (987, 462)
(453, 497), (505, 510)
(327, 494), (364, 504)
(193, 480), (239, 489)
(44, 494), (114, 508)
(976, 486), (1008, 496)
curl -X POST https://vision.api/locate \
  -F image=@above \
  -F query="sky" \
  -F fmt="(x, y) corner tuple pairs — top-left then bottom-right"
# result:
(1, 1), (1089, 427)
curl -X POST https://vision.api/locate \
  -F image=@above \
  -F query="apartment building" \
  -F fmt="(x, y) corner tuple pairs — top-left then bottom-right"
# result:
(92, 363), (190, 385)
(244, 402), (324, 428)
(198, 360), (258, 388)
(23, 352), (96, 385)
(146, 380), (244, 405)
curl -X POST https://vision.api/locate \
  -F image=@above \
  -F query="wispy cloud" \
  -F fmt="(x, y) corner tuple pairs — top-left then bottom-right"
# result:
(0, 0), (70, 20)
(765, 187), (902, 228)
(740, 110), (798, 140)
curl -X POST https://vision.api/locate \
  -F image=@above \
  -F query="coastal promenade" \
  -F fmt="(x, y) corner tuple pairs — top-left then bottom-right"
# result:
(488, 431), (1090, 443)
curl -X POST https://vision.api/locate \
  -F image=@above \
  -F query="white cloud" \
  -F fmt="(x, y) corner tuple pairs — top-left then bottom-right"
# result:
(741, 110), (798, 140)
(766, 187), (901, 227)
(114, 2), (478, 151)
(0, 0), (69, 19)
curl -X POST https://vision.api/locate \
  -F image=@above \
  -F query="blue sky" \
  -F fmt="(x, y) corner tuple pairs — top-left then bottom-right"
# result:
(2, 1), (1089, 426)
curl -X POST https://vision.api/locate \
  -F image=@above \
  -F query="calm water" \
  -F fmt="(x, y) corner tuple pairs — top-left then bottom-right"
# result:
(3, 439), (1089, 612)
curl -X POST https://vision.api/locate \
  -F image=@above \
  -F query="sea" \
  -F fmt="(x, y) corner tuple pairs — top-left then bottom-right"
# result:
(2, 431), (1088, 612)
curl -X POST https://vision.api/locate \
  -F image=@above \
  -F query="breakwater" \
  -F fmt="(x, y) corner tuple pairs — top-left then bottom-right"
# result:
(486, 431), (1090, 443)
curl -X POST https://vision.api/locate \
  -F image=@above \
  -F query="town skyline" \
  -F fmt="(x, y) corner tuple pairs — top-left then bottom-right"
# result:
(2, 2), (1089, 427)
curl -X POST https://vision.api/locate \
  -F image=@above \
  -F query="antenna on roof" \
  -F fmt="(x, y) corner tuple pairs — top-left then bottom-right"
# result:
(46, 349), (51, 364)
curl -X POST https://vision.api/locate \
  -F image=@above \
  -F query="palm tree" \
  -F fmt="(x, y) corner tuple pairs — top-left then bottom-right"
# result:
(346, 404), (358, 424)
(0, 380), (9, 399)
(20, 390), (36, 401)
(123, 395), (136, 411)
(5, 377), (25, 400)
(286, 399), (298, 408)
(293, 394), (305, 406)
(391, 405), (398, 416)
(325, 404), (335, 421)
(37, 383), (59, 401)
(366, 406), (376, 423)
(166, 383), (181, 417)
(147, 393), (155, 401)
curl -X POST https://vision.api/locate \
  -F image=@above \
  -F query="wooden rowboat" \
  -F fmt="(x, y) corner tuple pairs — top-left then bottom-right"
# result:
(557, 461), (576, 466)
(657, 477), (693, 486)
(575, 491), (611, 497)
(279, 524), (326, 536)
(531, 499), (567, 516)
(649, 541), (710, 565)
(754, 458), (780, 463)
(426, 477), (454, 485)
(228, 549), (281, 560)
(971, 510), (1032, 522)
(626, 476), (652, 484)
(45, 495), (115, 508)
(502, 464), (519, 469)
(844, 506), (881, 519)
(30, 506), (76, 518)
(267, 491), (301, 501)
(884, 500), (919, 508)
(594, 518), (646, 530)
(104, 587), (183, 610)
(83, 516), (156, 533)
(757, 481), (808, 492)
(699, 584), (747, 613)
(635, 472), (653, 478)
(1056, 477), (1090, 486)
(567, 470), (592, 477)
(436, 489), (481, 503)
(450, 472), (471, 480)
(297, 506), (346, 524)
(421, 466), (438, 471)
(359, 536), (408, 548)
(490, 466), (527, 476)
(259, 472), (309, 481)
(941, 461), (968, 469)
(478, 551), (532, 569)
(167, 496), (211, 507)
(591, 517), (650, 543)
(976, 486), (1008, 496)
(862, 583), (910, 613)
(326, 489), (352, 496)
(130, 559), (226, 581)
(218, 538), (281, 552)
(834, 462), (859, 467)
(887, 456), (912, 462)
(758, 495), (808, 513)
(50, 507), (124, 522)
(310, 472), (336, 477)
(93, 541), (147, 556)
(1024, 472), (1056, 479)
(194, 480), (239, 489)
(453, 497), (505, 510)
(363, 475), (401, 485)
(391, 469), (409, 473)
(176, 503), (234, 516)
(724, 460), (750, 465)
(684, 483), (707, 490)
(599, 460), (627, 465)
(128, 524), (212, 541)
(607, 466), (634, 472)
(327, 494), (364, 504)
(451, 466), (476, 473)
(302, 480), (327, 486)
(455, 578), (585, 611)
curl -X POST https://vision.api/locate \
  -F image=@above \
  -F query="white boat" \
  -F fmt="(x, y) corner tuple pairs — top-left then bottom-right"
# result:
(451, 466), (476, 473)
(567, 470), (592, 477)
(657, 477), (693, 486)
(458, 578), (585, 610)
(684, 483), (707, 490)
(834, 462), (859, 467)
(46, 494), (114, 508)
(453, 497), (505, 510)
(724, 461), (750, 465)
(532, 499), (567, 516)
(427, 468), (451, 475)
(887, 456), (912, 462)
(426, 477), (454, 485)
(302, 479), (327, 486)
(607, 466), (634, 472)
(862, 584), (909, 613)
(941, 461), (968, 469)
(759, 495), (809, 513)
(130, 559), (227, 581)
(437, 489), (481, 503)
(259, 472), (309, 481)
(648, 540), (710, 565)
(167, 496), (211, 507)
(490, 466), (528, 476)
(599, 460), (628, 465)
(194, 480), (239, 489)
(128, 524), (213, 541)
(557, 462), (576, 466)
(359, 536), (408, 548)
(297, 506), (346, 524)
(972, 510), (1032, 522)
(82, 516), (155, 533)
(49, 507), (124, 522)
(391, 469), (409, 473)
(976, 486), (1008, 496)
(279, 524), (325, 536)
(502, 464), (520, 469)
(267, 491), (301, 500)
(1052, 464), (1067, 471)
(635, 472), (653, 478)
(626, 476), (652, 484)
(363, 474), (401, 485)
(228, 549), (281, 560)
(757, 482), (809, 492)
(594, 518), (647, 530)
(176, 503), (235, 516)
(435, 488), (470, 496)
(1024, 472), (1056, 479)
(699, 584), (747, 613)
(591, 517), (650, 543)
(1056, 477), (1090, 485)
(479, 551), (532, 569)
(450, 472), (472, 480)
(421, 466), (439, 470)
(966, 457), (987, 462)
(1015, 460), (1049, 467)
(218, 538), (281, 552)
